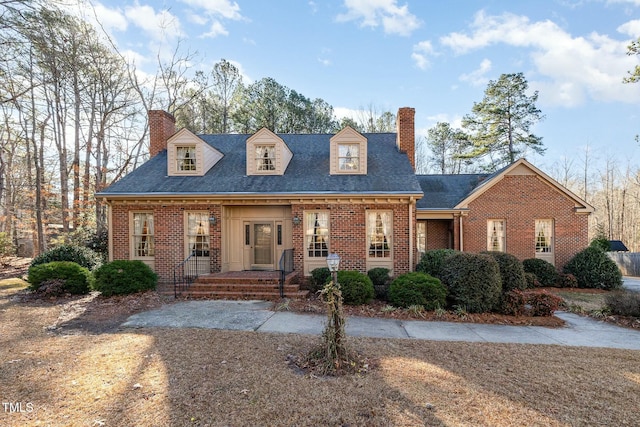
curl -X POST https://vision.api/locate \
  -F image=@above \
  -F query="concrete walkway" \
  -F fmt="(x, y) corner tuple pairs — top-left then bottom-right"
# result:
(122, 299), (640, 350)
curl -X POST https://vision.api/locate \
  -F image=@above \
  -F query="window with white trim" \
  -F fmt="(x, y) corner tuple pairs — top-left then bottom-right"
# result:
(176, 146), (196, 171)
(187, 212), (210, 257)
(133, 213), (154, 257)
(305, 212), (329, 257)
(416, 221), (426, 255)
(367, 211), (392, 258)
(535, 219), (553, 253)
(338, 143), (359, 171)
(487, 219), (505, 252)
(256, 145), (276, 171)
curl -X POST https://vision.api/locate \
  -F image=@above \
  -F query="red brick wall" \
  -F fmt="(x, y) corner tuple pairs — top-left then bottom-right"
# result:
(462, 175), (589, 269)
(149, 110), (176, 157)
(111, 203), (222, 284)
(426, 219), (452, 250)
(293, 202), (412, 277)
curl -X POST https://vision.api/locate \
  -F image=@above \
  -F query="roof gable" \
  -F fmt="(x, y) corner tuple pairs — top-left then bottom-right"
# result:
(455, 158), (594, 213)
(246, 128), (293, 176)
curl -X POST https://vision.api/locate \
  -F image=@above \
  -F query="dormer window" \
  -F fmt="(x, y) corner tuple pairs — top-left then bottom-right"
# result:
(330, 127), (367, 175)
(246, 128), (292, 176)
(177, 146), (196, 172)
(256, 145), (276, 171)
(167, 129), (224, 177)
(339, 144), (359, 171)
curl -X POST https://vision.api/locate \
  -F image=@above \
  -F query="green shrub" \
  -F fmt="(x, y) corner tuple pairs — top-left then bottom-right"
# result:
(27, 261), (93, 295)
(367, 267), (391, 300)
(522, 258), (558, 288)
(310, 267), (331, 292)
(439, 252), (502, 313)
(388, 272), (447, 310)
(0, 231), (15, 262)
(605, 290), (640, 317)
(589, 225), (610, 252)
(93, 260), (158, 296)
(334, 270), (374, 305)
(524, 272), (540, 288)
(481, 251), (527, 292)
(416, 249), (458, 278)
(30, 244), (102, 271)
(563, 246), (623, 290)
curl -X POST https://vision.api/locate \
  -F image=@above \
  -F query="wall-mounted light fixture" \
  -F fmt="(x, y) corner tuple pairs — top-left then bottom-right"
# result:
(208, 215), (217, 226)
(292, 215), (301, 225)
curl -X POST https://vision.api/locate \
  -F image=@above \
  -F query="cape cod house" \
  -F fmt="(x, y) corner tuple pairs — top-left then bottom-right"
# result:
(97, 108), (593, 298)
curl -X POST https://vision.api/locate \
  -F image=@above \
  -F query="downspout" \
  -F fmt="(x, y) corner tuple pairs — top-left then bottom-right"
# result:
(408, 198), (414, 271)
(104, 198), (113, 262)
(459, 214), (464, 252)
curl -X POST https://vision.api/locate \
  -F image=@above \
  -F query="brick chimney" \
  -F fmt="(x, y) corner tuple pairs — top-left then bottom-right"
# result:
(149, 110), (176, 157)
(396, 107), (415, 170)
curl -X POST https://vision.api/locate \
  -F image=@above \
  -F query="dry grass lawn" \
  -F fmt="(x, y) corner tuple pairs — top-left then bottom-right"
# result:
(1, 281), (640, 426)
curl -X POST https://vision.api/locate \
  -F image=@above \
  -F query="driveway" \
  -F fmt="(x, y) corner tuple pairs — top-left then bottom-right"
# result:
(623, 276), (640, 292)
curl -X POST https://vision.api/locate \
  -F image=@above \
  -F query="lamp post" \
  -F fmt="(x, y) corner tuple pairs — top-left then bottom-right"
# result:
(326, 252), (340, 285)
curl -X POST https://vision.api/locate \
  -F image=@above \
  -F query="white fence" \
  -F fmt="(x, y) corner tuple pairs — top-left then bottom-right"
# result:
(607, 253), (640, 276)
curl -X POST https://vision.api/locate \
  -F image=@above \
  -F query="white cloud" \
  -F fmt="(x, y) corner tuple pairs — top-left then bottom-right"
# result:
(440, 10), (640, 106)
(618, 19), (640, 37)
(125, 4), (184, 41)
(459, 58), (492, 86)
(336, 0), (421, 36)
(412, 40), (435, 70)
(91, 2), (128, 32)
(180, 0), (245, 38)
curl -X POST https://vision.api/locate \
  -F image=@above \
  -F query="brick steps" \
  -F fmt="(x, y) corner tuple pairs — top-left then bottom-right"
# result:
(173, 271), (307, 300)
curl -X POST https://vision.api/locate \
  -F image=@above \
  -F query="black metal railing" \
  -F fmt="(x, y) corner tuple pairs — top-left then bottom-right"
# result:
(278, 248), (294, 298)
(173, 253), (201, 298)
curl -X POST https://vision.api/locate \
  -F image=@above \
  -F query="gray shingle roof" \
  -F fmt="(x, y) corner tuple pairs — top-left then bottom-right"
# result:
(415, 174), (489, 209)
(98, 132), (423, 197)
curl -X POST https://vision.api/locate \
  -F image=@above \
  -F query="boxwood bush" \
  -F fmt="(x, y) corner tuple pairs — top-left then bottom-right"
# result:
(522, 258), (558, 288)
(30, 244), (103, 271)
(416, 249), (458, 279)
(440, 252), (502, 313)
(563, 246), (623, 290)
(367, 267), (392, 300)
(93, 260), (158, 296)
(310, 267), (331, 292)
(334, 270), (374, 305)
(481, 251), (527, 292)
(388, 272), (447, 310)
(27, 261), (93, 295)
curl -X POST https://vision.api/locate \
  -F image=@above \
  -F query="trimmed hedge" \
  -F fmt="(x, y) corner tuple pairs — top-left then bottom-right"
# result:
(522, 258), (558, 288)
(416, 249), (458, 279)
(93, 260), (158, 296)
(368, 267), (391, 300)
(563, 246), (623, 290)
(440, 252), (502, 313)
(481, 251), (527, 292)
(27, 261), (93, 295)
(388, 272), (447, 310)
(310, 267), (331, 292)
(334, 270), (374, 305)
(30, 244), (103, 271)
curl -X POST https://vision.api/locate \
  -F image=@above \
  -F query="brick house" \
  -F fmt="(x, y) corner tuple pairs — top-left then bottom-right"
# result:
(97, 107), (593, 294)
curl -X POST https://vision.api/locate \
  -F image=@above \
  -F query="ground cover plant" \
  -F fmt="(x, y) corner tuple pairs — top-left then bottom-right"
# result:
(1, 282), (640, 426)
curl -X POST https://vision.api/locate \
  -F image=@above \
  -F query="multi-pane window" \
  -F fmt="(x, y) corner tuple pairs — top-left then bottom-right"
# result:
(133, 213), (154, 257)
(256, 145), (275, 171)
(338, 144), (359, 171)
(367, 211), (391, 258)
(187, 213), (210, 257)
(535, 219), (553, 253)
(487, 220), (505, 252)
(177, 146), (196, 171)
(416, 221), (426, 255)
(306, 212), (329, 257)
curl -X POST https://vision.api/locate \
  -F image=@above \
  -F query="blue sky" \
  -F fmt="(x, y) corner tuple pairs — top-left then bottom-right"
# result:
(82, 0), (640, 171)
